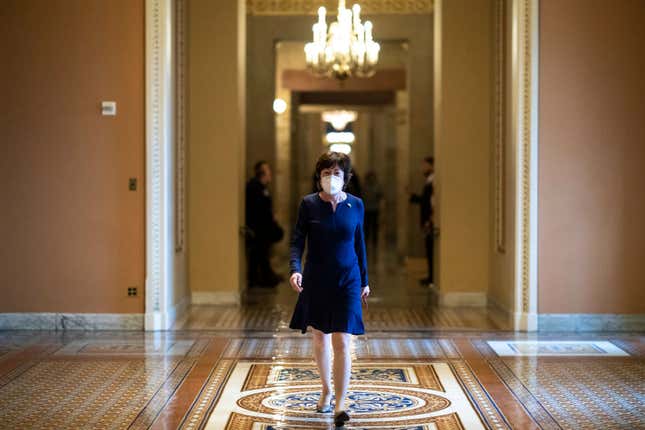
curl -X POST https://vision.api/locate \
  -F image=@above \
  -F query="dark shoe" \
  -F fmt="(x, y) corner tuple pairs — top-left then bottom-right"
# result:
(334, 410), (350, 427)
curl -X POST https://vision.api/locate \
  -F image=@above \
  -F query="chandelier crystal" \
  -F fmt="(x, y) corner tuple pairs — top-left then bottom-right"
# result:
(304, 0), (380, 80)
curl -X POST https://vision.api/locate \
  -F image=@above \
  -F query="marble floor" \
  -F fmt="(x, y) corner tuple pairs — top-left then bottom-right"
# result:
(0, 330), (643, 429)
(1, 251), (643, 428)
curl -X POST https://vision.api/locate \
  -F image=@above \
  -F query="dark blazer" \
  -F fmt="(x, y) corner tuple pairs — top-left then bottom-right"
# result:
(245, 177), (275, 242)
(410, 180), (433, 227)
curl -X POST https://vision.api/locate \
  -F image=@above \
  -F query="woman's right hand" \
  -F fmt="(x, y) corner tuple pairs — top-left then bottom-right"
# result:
(289, 273), (303, 293)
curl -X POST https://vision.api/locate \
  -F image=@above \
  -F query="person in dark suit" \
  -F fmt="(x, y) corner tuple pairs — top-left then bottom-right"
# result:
(363, 171), (383, 249)
(246, 161), (283, 288)
(345, 168), (363, 198)
(409, 156), (435, 287)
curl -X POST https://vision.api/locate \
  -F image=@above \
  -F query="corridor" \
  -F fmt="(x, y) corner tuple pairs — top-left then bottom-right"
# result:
(2, 0), (644, 428)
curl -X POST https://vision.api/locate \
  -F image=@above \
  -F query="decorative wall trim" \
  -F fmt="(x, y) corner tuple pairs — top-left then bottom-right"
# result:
(0, 313), (144, 331)
(247, 0), (433, 15)
(192, 292), (241, 306)
(175, 0), (186, 253)
(146, 0), (175, 330)
(493, 0), (506, 253)
(512, 0), (539, 331)
(538, 314), (645, 332)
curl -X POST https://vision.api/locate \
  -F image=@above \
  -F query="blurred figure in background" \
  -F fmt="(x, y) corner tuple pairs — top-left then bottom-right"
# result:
(345, 168), (363, 198)
(362, 171), (383, 249)
(245, 161), (284, 288)
(409, 156), (435, 287)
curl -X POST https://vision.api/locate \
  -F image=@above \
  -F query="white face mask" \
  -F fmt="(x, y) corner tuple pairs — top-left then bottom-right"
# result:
(321, 175), (344, 195)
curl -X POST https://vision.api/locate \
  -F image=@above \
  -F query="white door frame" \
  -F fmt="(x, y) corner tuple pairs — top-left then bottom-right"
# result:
(143, 0), (541, 331)
(145, 0), (175, 331)
(511, 0), (539, 331)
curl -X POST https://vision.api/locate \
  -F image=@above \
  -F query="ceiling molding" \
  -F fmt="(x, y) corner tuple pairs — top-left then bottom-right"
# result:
(247, 0), (433, 16)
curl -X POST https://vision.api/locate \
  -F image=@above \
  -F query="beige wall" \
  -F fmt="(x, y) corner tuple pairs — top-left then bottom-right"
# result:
(539, 0), (645, 314)
(188, 0), (246, 301)
(434, 0), (492, 301)
(488, 0), (515, 315)
(0, 0), (145, 313)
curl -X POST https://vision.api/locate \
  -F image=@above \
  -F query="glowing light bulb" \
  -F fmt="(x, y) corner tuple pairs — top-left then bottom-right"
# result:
(273, 98), (287, 114)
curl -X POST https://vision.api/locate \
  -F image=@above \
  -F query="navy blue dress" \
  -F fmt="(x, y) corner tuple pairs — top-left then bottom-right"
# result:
(289, 193), (369, 335)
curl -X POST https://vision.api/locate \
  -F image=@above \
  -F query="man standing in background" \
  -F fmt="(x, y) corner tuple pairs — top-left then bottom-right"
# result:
(245, 161), (283, 288)
(363, 170), (383, 250)
(410, 156), (435, 287)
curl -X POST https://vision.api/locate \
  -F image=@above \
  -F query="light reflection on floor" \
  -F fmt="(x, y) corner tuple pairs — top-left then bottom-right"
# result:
(1, 247), (643, 428)
(0, 331), (643, 429)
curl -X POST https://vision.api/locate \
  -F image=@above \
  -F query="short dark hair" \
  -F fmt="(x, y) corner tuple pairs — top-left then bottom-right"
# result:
(314, 151), (353, 190)
(254, 160), (268, 178)
(424, 156), (434, 165)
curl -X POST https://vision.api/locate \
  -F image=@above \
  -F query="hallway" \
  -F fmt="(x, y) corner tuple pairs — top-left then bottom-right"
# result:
(2, 0), (645, 428)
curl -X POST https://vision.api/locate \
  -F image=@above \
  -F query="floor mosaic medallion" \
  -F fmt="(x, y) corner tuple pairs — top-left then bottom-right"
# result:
(204, 361), (509, 429)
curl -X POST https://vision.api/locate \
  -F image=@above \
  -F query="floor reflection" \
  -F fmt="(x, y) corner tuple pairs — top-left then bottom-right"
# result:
(0, 331), (642, 429)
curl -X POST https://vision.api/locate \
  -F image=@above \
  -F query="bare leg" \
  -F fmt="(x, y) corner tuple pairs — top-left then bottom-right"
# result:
(312, 328), (332, 408)
(331, 332), (352, 413)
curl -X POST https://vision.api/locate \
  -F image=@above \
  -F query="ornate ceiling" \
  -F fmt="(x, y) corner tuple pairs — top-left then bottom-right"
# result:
(247, 0), (433, 16)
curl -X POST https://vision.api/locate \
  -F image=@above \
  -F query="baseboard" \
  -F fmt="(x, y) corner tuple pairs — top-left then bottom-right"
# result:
(169, 295), (191, 325)
(191, 291), (241, 305)
(487, 295), (514, 329)
(514, 311), (538, 332)
(0, 313), (144, 331)
(144, 295), (192, 331)
(439, 291), (487, 307)
(538, 313), (645, 332)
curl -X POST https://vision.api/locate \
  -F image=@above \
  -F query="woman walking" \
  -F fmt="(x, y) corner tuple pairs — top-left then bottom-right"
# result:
(289, 151), (370, 427)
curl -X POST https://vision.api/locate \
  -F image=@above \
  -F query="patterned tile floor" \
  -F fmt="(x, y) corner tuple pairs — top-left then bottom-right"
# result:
(0, 330), (643, 429)
(1, 250), (643, 428)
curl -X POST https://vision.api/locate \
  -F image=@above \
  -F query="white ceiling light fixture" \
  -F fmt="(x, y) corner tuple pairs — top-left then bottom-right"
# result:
(326, 131), (355, 144)
(329, 143), (352, 154)
(322, 110), (357, 130)
(273, 98), (287, 114)
(304, 0), (380, 80)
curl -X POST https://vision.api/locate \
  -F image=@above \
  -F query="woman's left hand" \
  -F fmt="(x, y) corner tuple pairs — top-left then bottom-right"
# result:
(361, 286), (370, 304)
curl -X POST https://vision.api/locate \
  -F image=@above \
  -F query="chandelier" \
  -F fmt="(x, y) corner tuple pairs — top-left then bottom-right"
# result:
(304, 0), (380, 80)
(322, 110), (358, 130)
